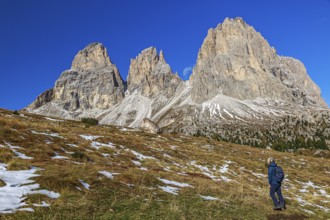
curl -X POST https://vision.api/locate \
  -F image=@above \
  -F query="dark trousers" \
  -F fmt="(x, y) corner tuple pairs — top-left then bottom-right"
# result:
(270, 184), (284, 207)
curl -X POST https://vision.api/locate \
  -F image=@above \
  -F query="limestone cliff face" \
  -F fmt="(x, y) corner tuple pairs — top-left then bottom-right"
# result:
(98, 47), (186, 128)
(190, 17), (327, 108)
(28, 43), (125, 113)
(28, 89), (54, 109)
(272, 56), (327, 107)
(71, 43), (112, 71)
(127, 47), (182, 98)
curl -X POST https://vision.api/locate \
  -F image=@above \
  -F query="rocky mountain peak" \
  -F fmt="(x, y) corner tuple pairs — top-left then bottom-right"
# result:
(27, 43), (125, 114)
(159, 50), (166, 63)
(215, 17), (249, 33)
(71, 42), (112, 71)
(190, 17), (327, 108)
(127, 47), (182, 98)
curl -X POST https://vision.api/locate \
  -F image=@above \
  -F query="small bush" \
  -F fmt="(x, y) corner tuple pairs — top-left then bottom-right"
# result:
(71, 151), (93, 162)
(81, 118), (99, 125)
(13, 110), (20, 115)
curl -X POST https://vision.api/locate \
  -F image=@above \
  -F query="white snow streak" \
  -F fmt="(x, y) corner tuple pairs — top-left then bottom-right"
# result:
(199, 195), (219, 201)
(79, 135), (101, 141)
(79, 180), (90, 190)
(130, 150), (156, 161)
(31, 130), (63, 138)
(98, 171), (120, 179)
(158, 186), (180, 195)
(158, 178), (193, 188)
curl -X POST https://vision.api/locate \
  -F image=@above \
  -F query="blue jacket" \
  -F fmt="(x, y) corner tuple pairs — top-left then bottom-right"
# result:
(268, 162), (279, 185)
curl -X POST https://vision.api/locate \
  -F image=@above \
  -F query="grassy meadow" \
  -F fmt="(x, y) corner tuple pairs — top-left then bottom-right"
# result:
(0, 108), (329, 219)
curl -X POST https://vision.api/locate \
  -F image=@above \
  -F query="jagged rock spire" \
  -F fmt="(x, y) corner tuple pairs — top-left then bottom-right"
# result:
(71, 42), (112, 71)
(127, 47), (182, 98)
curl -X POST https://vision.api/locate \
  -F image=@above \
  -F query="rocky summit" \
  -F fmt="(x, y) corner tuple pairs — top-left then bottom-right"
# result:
(127, 47), (182, 98)
(190, 17), (326, 108)
(27, 17), (330, 151)
(27, 43), (125, 118)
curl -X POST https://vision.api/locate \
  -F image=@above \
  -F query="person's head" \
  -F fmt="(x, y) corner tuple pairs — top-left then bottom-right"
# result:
(267, 157), (275, 165)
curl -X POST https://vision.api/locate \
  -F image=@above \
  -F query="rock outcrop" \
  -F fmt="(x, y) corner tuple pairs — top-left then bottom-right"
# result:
(127, 47), (182, 98)
(190, 17), (327, 108)
(140, 118), (161, 133)
(28, 89), (54, 109)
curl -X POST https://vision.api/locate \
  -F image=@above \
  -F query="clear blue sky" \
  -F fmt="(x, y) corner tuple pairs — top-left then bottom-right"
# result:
(1, 0), (329, 110)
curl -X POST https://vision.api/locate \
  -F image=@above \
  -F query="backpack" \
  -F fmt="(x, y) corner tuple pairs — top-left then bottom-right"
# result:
(275, 166), (284, 183)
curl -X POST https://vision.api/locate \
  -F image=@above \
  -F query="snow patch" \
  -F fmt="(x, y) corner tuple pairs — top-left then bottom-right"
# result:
(158, 178), (193, 188)
(319, 189), (330, 198)
(91, 141), (115, 150)
(0, 166), (60, 214)
(296, 196), (329, 212)
(132, 160), (142, 166)
(130, 150), (156, 161)
(158, 186), (180, 195)
(51, 153), (69, 160)
(18, 207), (34, 212)
(32, 130), (63, 138)
(98, 171), (120, 179)
(219, 164), (229, 174)
(79, 180), (90, 190)
(5, 142), (33, 160)
(199, 195), (219, 201)
(190, 161), (219, 181)
(221, 176), (231, 182)
(33, 201), (50, 207)
(301, 209), (315, 215)
(29, 190), (60, 199)
(79, 134), (102, 141)
(12, 150), (33, 160)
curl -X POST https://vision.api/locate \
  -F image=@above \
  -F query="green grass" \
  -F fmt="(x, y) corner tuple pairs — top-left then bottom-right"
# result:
(0, 108), (329, 219)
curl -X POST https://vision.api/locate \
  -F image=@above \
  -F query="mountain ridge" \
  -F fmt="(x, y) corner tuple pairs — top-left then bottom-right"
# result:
(26, 17), (330, 150)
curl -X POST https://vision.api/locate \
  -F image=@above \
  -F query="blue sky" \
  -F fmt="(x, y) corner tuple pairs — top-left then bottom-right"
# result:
(0, 0), (329, 110)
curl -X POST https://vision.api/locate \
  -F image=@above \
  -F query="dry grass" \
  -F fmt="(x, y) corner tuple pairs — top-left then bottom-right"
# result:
(0, 108), (329, 219)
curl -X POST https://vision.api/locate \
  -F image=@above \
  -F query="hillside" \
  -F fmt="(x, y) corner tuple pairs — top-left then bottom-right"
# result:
(0, 108), (329, 219)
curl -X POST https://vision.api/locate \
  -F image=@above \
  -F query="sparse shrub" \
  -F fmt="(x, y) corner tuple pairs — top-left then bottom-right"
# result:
(81, 118), (99, 126)
(12, 110), (19, 115)
(71, 151), (93, 162)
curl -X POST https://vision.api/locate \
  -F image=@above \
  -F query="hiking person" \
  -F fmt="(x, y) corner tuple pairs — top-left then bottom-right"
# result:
(267, 157), (285, 210)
